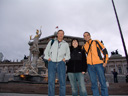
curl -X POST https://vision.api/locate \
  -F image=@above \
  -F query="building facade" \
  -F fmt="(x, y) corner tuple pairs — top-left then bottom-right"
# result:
(106, 54), (128, 75)
(0, 34), (127, 79)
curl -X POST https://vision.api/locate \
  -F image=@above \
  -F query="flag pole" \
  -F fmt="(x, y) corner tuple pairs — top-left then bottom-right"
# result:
(111, 0), (128, 70)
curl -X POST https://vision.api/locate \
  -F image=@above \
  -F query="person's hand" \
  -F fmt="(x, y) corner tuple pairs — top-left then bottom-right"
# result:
(48, 58), (51, 61)
(82, 72), (85, 74)
(63, 58), (65, 62)
(103, 63), (107, 67)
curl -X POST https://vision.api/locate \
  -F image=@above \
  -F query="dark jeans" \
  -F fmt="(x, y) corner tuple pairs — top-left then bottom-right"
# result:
(48, 61), (66, 96)
(114, 77), (118, 83)
(88, 64), (108, 96)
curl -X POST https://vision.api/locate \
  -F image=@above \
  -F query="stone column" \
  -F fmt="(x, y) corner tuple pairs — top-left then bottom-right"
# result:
(115, 61), (117, 71)
(122, 61), (125, 75)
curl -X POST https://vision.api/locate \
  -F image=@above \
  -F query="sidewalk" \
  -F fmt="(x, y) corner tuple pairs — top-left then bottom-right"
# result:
(0, 93), (128, 96)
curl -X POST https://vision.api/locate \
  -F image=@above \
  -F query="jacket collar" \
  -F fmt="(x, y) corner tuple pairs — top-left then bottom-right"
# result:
(87, 39), (92, 44)
(55, 39), (65, 43)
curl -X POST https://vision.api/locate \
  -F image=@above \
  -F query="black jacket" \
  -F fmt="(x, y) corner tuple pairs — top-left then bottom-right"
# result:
(66, 46), (87, 73)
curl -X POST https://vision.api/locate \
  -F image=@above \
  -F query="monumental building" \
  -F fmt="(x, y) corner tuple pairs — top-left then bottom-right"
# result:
(0, 33), (127, 82)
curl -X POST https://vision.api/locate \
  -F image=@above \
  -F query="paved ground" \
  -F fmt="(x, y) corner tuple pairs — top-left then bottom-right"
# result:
(0, 93), (128, 96)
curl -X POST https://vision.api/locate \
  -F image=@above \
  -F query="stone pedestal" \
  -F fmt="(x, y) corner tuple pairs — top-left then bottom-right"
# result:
(31, 51), (39, 68)
(14, 75), (48, 83)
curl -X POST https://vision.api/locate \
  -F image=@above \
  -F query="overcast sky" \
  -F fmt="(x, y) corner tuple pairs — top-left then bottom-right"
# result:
(0, 0), (128, 61)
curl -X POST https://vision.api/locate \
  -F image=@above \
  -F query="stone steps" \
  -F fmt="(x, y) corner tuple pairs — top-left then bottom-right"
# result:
(0, 82), (128, 95)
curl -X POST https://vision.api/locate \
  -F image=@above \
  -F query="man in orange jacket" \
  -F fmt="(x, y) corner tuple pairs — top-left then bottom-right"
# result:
(83, 32), (109, 96)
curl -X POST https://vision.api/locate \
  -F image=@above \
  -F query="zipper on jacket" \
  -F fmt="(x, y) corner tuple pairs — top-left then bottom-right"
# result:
(56, 42), (59, 62)
(90, 47), (93, 65)
(56, 41), (62, 62)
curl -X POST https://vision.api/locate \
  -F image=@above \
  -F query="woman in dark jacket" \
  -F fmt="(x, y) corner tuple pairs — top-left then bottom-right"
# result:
(67, 38), (88, 96)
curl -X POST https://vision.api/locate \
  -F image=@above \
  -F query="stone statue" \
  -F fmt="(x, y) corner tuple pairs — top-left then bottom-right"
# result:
(37, 57), (46, 68)
(29, 29), (42, 68)
(0, 52), (3, 62)
(15, 28), (42, 76)
(115, 49), (118, 54)
(30, 29), (42, 53)
(111, 49), (119, 55)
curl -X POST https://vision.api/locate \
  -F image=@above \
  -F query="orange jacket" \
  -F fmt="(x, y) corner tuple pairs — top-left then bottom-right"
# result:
(83, 39), (108, 65)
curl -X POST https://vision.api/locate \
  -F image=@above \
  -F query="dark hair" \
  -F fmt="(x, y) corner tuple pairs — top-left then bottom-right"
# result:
(57, 30), (64, 34)
(83, 31), (90, 36)
(70, 38), (79, 49)
(70, 38), (82, 53)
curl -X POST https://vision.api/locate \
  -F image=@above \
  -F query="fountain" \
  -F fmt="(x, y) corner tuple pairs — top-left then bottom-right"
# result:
(14, 28), (48, 83)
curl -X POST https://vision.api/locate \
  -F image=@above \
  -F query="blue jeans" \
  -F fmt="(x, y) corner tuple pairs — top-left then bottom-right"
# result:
(68, 73), (88, 96)
(88, 64), (108, 96)
(48, 61), (66, 96)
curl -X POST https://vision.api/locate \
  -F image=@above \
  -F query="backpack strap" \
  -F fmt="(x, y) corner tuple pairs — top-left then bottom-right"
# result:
(51, 39), (54, 46)
(87, 40), (93, 55)
(82, 40), (93, 55)
(50, 39), (54, 49)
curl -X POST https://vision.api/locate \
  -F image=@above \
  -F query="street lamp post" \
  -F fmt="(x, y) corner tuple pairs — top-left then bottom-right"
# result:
(111, 0), (128, 69)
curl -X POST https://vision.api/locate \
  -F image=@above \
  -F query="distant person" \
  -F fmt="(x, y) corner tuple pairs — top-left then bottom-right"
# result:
(44, 30), (70, 96)
(126, 73), (128, 83)
(66, 38), (88, 96)
(83, 32), (109, 96)
(112, 69), (118, 83)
